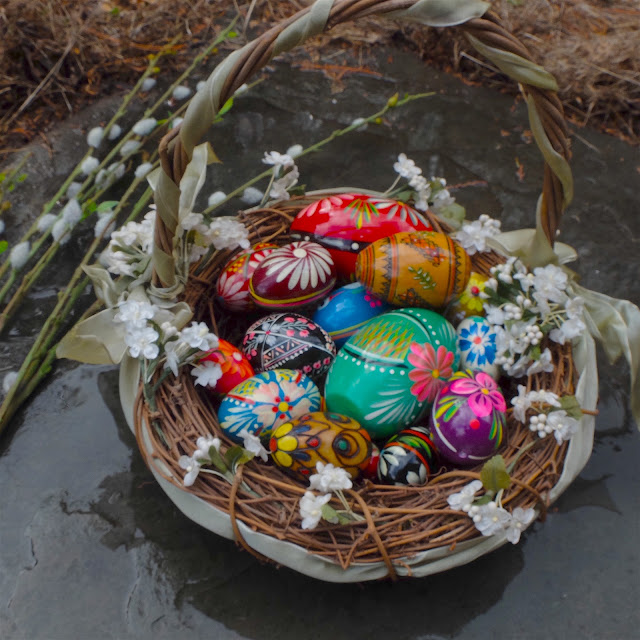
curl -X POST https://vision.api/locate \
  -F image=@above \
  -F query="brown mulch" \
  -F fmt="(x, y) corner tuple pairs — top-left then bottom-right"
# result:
(0, 0), (638, 155)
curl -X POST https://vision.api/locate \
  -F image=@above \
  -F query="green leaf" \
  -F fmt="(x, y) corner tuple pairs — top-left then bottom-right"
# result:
(321, 503), (339, 524)
(0, 173), (5, 183)
(225, 444), (255, 472)
(481, 455), (512, 492)
(0, 240), (8, 254)
(473, 494), (493, 506)
(96, 200), (119, 213)
(17, 173), (27, 182)
(228, 30), (238, 38)
(218, 97), (234, 116)
(208, 445), (229, 473)
(529, 344), (542, 360)
(559, 395), (583, 420)
(110, 6), (120, 16)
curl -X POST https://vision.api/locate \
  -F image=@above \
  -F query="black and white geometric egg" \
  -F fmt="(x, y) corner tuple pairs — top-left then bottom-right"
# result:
(377, 426), (438, 486)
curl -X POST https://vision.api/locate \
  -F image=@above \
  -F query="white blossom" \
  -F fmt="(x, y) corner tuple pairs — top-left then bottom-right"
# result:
(9, 241), (30, 270)
(132, 117), (157, 136)
(163, 340), (188, 377)
(191, 361), (223, 387)
(430, 188), (455, 213)
(107, 124), (122, 141)
(86, 126), (104, 148)
(455, 215), (501, 255)
(262, 151), (294, 172)
(549, 315), (587, 344)
(299, 491), (332, 530)
(114, 299), (158, 328)
(179, 455), (201, 486)
(269, 166), (299, 201)
(180, 322), (218, 351)
(135, 162), (154, 179)
(241, 187), (264, 205)
(2, 371), (18, 394)
(485, 304), (506, 325)
(179, 212), (204, 232)
(208, 191), (226, 207)
(447, 480), (483, 512)
(472, 501), (512, 536)
(120, 140), (141, 156)
(66, 182), (82, 198)
(504, 507), (536, 544)
(393, 153), (421, 179)
(532, 264), (568, 304)
(125, 326), (160, 359)
(547, 410), (580, 444)
(238, 430), (269, 462)
(173, 85), (192, 100)
(526, 348), (554, 375)
(194, 435), (221, 460)
(286, 144), (303, 158)
(206, 217), (250, 251)
(309, 462), (353, 493)
(80, 156), (100, 175)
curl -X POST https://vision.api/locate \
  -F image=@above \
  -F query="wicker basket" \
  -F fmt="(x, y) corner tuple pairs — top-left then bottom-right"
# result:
(117, 0), (599, 582)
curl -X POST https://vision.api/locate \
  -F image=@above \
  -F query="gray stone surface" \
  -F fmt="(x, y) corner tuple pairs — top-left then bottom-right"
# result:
(1, 47), (639, 639)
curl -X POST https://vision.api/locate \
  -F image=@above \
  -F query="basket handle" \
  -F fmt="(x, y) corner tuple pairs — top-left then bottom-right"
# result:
(152, 0), (572, 290)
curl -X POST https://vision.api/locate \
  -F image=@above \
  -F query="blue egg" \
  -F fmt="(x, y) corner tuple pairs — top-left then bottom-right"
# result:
(312, 283), (389, 348)
(218, 369), (321, 443)
(456, 316), (499, 379)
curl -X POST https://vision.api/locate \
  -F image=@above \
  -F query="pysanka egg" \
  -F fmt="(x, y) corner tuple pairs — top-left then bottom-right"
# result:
(429, 369), (507, 466)
(290, 194), (432, 280)
(249, 241), (336, 308)
(378, 426), (438, 486)
(355, 230), (471, 309)
(216, 242), (278, 311)
(218, 369), (321, 442)
(324, 308), (458, 440)
(269, 411), (372, 481)
(456, 316), (499, 379)
(199, 339), (254, 394)
(447, 272), (489, 323)
(242, 313), (336, 381)
(312, 283), (389, 348)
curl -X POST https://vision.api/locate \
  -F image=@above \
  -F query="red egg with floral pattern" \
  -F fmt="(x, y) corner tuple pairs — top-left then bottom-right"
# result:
(289, 193), (432, 280)
(249, 241), (336, 309)
(199, 339), (255, 394)
(216, 242), (278, 312)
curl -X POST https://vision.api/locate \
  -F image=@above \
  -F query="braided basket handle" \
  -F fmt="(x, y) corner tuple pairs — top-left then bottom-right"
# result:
(152, 0), (572, 289)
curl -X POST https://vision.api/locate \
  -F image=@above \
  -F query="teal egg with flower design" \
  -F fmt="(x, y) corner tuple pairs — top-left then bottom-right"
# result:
(324, 308), (458, 440)
(456, 316), (499, 379)
(429, 369), (507, 466)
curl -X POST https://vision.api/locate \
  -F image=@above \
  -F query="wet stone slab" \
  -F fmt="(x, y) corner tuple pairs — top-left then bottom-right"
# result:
(1, 48), (639, 639)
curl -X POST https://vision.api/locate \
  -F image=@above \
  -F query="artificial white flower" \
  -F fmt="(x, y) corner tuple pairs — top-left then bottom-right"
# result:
(547, 410), (580, 444)
(430, 188), (455, 213)
(179, 212), (204, 232)
(262, 151), (294, 174)
(393, 153), (421, 179)
(2, 371), (18, 394)
(505, 507), (536, 544)
(135, 162), (154, 179)
(309, 462), (353, 493)
(191, 361), (223, 387)
(173, 85), (192, 100)
(86, 126), (104, 148)
(269, 166), (299, 201)
(194, 435), (221, 460)
(532, 264), (568, 304)
(107, 124), (122, 141)
(286, 144), (303, 158)
(120, 140), (142, 156)
(80, 156), (100, 175)
(238, 429), (269, 462)
(472, 501), (512, 536)
(9, 241), (30, 270)
(171, 117), (184, 129)
(142, 77), (157, 92)
(206, 217), (250, 251)
(160, 322), (179, 340)
(61, 198), (82, 226)
(125, 326), (160, 359)
(114, 299), (158, 328)
(241, 187), (264, 205)
(485, 304), (506, 325)
(163, 340), (187, 377)
(299, 491), (332, 530)
(180, 322), (218, 351)
(447, 480), (483, 512)
(179, 455), (201, 486)
(455, 215), (501, 255)
(132, 117), (157, 136)
(526, 348), (554, 375)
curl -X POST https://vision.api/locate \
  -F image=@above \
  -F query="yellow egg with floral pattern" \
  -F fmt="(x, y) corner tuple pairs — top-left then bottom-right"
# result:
(269, 412), (372, 482)
(447, 272), (489, 323)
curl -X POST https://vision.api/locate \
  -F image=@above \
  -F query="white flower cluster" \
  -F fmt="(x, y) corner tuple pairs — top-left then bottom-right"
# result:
(180, 213), (251, 263)
(455, 214), (502, 254)
(511, 386), (579, 444)
(179, 435), (222, 486)
(484, 258), (587, 377)
(114, 298), (161, 359)
(101, 208), (155, 278)
(447, 481), (536, 544)
(163, 321), (219, 376)
(262, 150), (300, 202)
(299, 462), (353, 530)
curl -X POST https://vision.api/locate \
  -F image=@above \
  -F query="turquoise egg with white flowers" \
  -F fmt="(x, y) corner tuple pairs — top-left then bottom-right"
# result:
(456, 316), (499, 379)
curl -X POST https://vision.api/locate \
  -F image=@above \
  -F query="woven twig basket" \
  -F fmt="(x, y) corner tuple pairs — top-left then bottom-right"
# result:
(122, 1), (598, 582)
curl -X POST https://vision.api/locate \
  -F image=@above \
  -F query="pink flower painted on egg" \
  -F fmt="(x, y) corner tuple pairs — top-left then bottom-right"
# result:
(407, 343), (455, 403)
(449, 371), (507, 417)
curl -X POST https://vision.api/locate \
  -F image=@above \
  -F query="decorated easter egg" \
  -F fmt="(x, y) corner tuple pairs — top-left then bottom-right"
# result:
(447, 272), (489, 323)
(456, 316), (499, 379)
(363, 443), (381, 481)
(216, 242), (278, 311)
(218, 369), (321, 442)
(249, 241), (336, 308)
(429, 369), (507, 466)
(290, 194), (432, 280)
(242, 313), (336, 381)
(377, 426), (438, 486)
(355, 230), (471, 309)
(312, 282), (390, 348)
(269, 411), (372, 481)
(199, 339), (254, 394)
(324, 308), (459, 439)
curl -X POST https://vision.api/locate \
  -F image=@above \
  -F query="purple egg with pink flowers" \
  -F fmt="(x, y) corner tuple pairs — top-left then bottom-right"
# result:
(429, 369), (507, 466)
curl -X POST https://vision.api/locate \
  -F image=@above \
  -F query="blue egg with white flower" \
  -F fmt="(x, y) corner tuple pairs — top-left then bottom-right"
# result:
(312, 283), (390, 348)
(456, 316), (499, 379)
